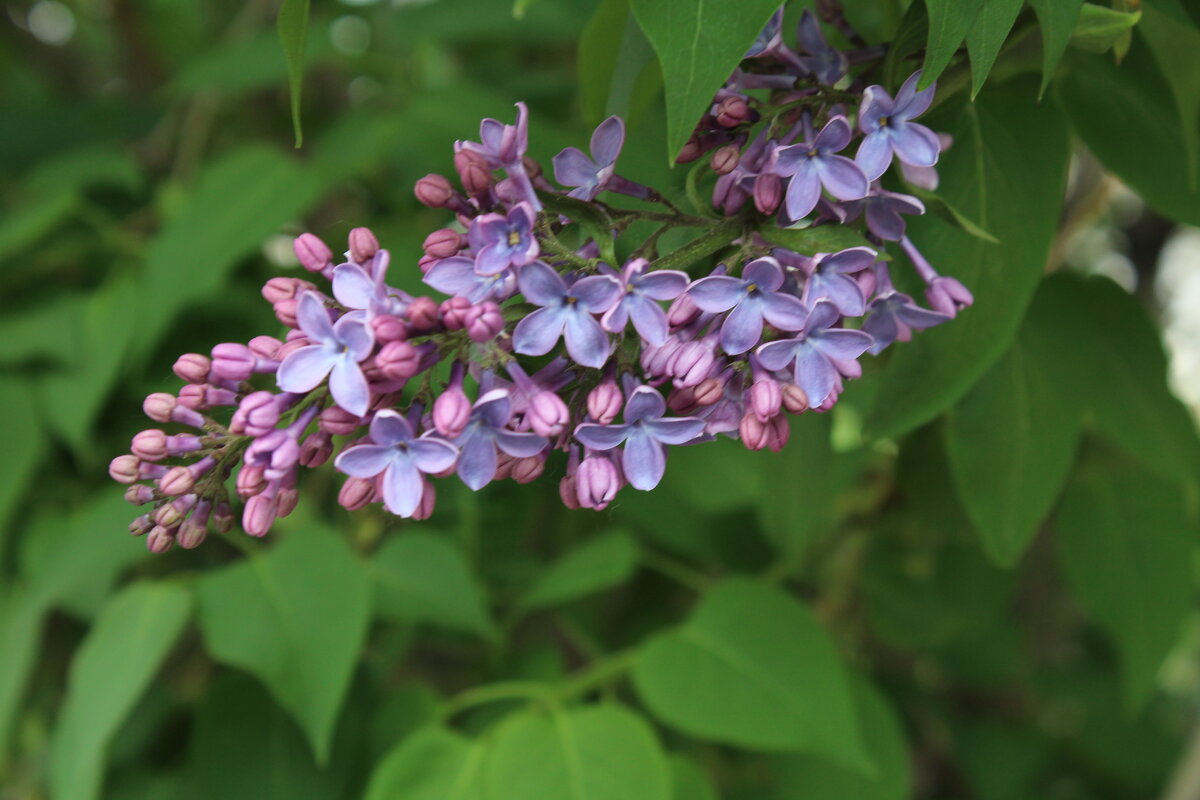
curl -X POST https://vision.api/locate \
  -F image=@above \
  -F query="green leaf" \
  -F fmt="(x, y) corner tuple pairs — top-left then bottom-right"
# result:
(633, 578), (864, 763)
(0, 589), (46, 758)
(965, 0), (1024, 98)
(277, 0), (310, 147)
(1029, 0), (1085, 97)
(760, 225), (885, 258)
(24, 144), (142, 196)
(628, 0), (781, 161)
(1069, 3), (1142, 53)
(770, 678), (912, 800)
(0, 381), (44, 543)
(197, 527), (371, 762)
(366, 726), (487, 800)
(1138, 3), (1200, 186)
(944, 292), (1083, 567)
(1054, 461), (1196, 707)
(48, 581), (192, 800)
(883, 1), (929, 91)
(903, 183), (998, 243)
(0, 189), (75, 262)
(669, 756), (716, 800)
(920, 0), (986, 89)
(485, 705), (671, 800)
(578, 0), (650, 128)
(519, 530), (638, 612)
(864, 79), (1069, 440)
(1059, 42), (1200, 225)
(372, 532), (494, 636)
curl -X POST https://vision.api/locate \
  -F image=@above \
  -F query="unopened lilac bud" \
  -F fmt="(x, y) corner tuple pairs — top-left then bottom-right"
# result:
(419, 254), (438, 274)
(320, 405), (362, 436)
(294, 233), (333, 273)
(110, 455), (141, 484)
(368, 314), (407, 344)
(559, 475), (582, 509)
(125, 484), (155, 505)
(750, 378), (782, 422)
(494, 452), (515, 481)
(423, 228), (463, 259)
(274, 296), (299, 328)
(131, 429), (169, 461)
(454, 150), (492, 196)
(173, 353), (211, 384)
(512, 455), (545, 484)
(243, 493), (278, 537)
(754, 173), (782, 215)
(694, 376), (725, 406)
(211, 343), (256, 382)
(523, 154), (544, 179)
(668, 387), (700, 415)
(577, 456), (620, 510)
(275, 338), (308, 361)
(338, 476), (376, 510)
(155, 495), (194, 528)
(412, 478), (436, 520)
(239, 391), (282, 436)
(667, 294), (702, 327)
(376, 341), (421, 382)
(159, 466), (194, 496)
(711, 144), (741, 175)
(177, 517), (208, 549)
(716, 96), (750, 128)
(464, 301), (504, 343)
(129, 514), (153, 536)
(299, 431), (333, 467)
(781, 382), (809, 413)
(415, 174), (456, 208)
(441, 297), (471, 330)
(587, 382), (623, 425)
(348, 227), (380, 264)
(237, 465), (267, 498)
(433, 386), (472, 438)
(676, 134), (704, 164)
(671, 342), (715, 388)
(146, 525), (176, 553)
(277, 487), (299, 518)
(642, 338), (682, 377)
(528, 391), (569, 438)
(212, 502), (234, 533)
(262, 276), (308, 305)
(142, 393), (175, 423)
(406, 296), (440, 331)
(178, 384), (235, 411)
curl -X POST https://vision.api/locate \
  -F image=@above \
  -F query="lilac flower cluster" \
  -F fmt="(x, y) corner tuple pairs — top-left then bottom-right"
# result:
(111, 9), (972, 548)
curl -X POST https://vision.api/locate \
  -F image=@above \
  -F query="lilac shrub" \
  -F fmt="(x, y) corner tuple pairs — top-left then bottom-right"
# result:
(110, 11), (971, 549)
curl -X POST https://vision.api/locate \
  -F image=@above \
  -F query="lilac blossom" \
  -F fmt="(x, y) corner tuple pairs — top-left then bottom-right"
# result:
(334, 410), (458, 517)
(574, 386), (706, 490)
(845, 189), (926, 241)
(773, 116), (869, 221)
(863, 291), (949, 353)
(424, 256), (516, 303)
(756, 300), (873, 406)
(469, 202), (539, 276)
(794, 11), (848, 85)
(553, 117), (644, 201)
(856, 72), (940, 181)
(453, 390), (547, 490)
(332, 251), (411, 321)
(600, 259), (689, 346)
(512, 261), (620, 368)
(745, 8), (784, 57)
(687, 257), (809, 355)
(802, 247), (875, 316)
(457, 101), (528, 170)
(276, 292), (374, 416)
(714, 129), (775, 213)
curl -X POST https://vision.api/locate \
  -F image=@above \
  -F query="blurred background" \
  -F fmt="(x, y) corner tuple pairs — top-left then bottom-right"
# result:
(1, 1), (1199, 799)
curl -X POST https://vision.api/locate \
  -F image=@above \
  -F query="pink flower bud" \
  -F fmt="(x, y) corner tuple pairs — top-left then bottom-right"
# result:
(749, 378), (782, 422)
(423, 228), (463, 258)
(239, 391), (282, 436)
(376, 341), (421, 382)
(676, 135), (704, 164)
(131, 429), (169, 461)
(464, 301), (504, 343)
(587, 381), (623, 425)
(716, 96), (750, 128)
(642, 338), (682, 377)
(512, 455), (545, 484)
(419, 254), (438, 274)
(667, 294), (701, 327)
(125, 485), (155, 505)
(276, 487), (299, 518)
(294, 233), (333, 273)
(129, 514), (153, 536)
(454, 150), (492, 196)
(275, 338), (308, 361)
(781, 382), (809, 414)
(440, 297), (471, 330)
(406, 296), (440, 331)
(146, 525), (176, 553)
(523, 154), (544, 179)
(250, 336), (283, 360)
(155, 496), (193, 528)
(412, 477), (436, 520)
(299, 431), (333, 467)
(142, 393), (176, 424)
(668, 387), (699, 415)
(926, 276), (974, 318)
(414, 174), (456, 208)
(211, 343), (256, 382)
(320, 405), (363, 436)
(433, 385), (472, 438)
(494, 452), (515, 481)
(371, 314), (409, 343)
(212, 502), (234, 533)
(559, 475), (581, 509)
(577, 456), (620, 510)
(338, 476), (376, 510)
(177, 517), (208, 549)
(109, 455), (141, 484)
(348, 227), (379, 264)
(159, 466), (196, 496)
(711, 144), (741, 175)
(528, 390), (569, 437)
(243, 493), (279, 537)
(694, 376), (725, 406)
(173, 353), (211, 384)
(671, 341), (715, 388)
(262, 276), (312, 305)
(237, 465), (267, 498)
(754, 173), (782, 214)
(274, 296), (299, 328)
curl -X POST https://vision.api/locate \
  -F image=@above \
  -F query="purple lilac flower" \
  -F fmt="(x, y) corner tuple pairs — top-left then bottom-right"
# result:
(845, 189), (926, 241)
(453, 389), (547, 490)
(512, 261), (621, 368)
(687, 257), (809, 355)
(469, 202), (539, 276)
(574, 386), (706, 490)
(600, 259), (689, 346)
(863, 291), (948, 353)
(756, 299), (873, 406)
(424, 256), (516, 303)
(773, 116), (869, 221)
(745, 8), (784, 57)
(795, 11), (848, 85)
(332, 251), (411, 321)
(457, 101), (528, 170)
(553, 117), (638, 201)
(803, 247), (876, 316)
(856, 72), (940, 181)
(276, 292), (374, 416)
(334, 410), (458, 517)
(714, 129), (775, 213)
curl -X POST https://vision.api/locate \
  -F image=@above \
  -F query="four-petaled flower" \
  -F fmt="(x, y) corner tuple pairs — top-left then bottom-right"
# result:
(456, 101), (529, 170)
(845, 189), (926, 241)
(332, 251), (411, 321)
(600, 259), (689, 346)
(277, 292), (374, 416)
(453, 390), (547, 490)
(856, 71), (940, 181)
(687, 257), (809, 355)
(574, 386), (706, 490)
(513, 261), (621, 368)
(773, 116), (869, 221)
(424, 256), (516, 303)
(862, 291), (948, 353)
(553, 117), (626, 201)
(469, 202), (539, 276)
(335, 410), (458, 516)
(756, 299), (874, 406)
(803, 247), (875, 316)
(794, 11), (848, 86)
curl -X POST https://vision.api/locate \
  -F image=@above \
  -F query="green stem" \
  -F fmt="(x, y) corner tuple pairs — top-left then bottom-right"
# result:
(440, 681), (553, 719)
(553, 648), (638, 701)
(649, 212), (751, 274)
(639, 547), (711, 592)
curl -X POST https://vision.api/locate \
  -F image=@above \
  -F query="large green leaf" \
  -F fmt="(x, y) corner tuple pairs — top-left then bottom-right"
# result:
(965, 0), (1025, 98)
(48, 581), (192, 800)
(197, 527), (371, 762)
(1054, 461), (1196, 707)
(372, 532), (494, 636)
(519, 530), (638, 613)
(1058, 42), (1200, 226)
(485, 705), (671, 800)
(864, 78), (1069, 439)
(1137, 3), (1200, 185)
(628, 0), (781, 161)
(277, 0), (310, 146)
(669, 756), (717, 800)
(1069, 3), (1142, 54)
(632, 578), (864, 763)
(1028, 0), (1085, 97)
(0, 590), (46, 758)
(0, 380), (44, 544)
(944, 287), (1083, 567)
(366, 726), (487, 800)
(920, 0), (987, 89)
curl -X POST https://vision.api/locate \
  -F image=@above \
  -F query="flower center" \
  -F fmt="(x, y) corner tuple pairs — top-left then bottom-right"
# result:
(878, 115), (891, 128)
(806, 148), (818, 158)
(507, 231), (522, 246)
(746, 283), (758, 294)
(565, 296), (578, 306)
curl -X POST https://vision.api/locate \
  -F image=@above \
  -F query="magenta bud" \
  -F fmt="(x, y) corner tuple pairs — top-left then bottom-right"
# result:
(237, 465), (267, 498)
(671, 342), (715, 388)
(433, 386), (472, 438)
(716, 96), (750, 128)
(210, 343), (256, 382)
(177, 517), (208, 549)
(129, 514), (153, 536)
(414, 173), (456, 208)
(262, 276), (308, 305)
(423, 228), (463, 259)
(676, 135), (704, 164)
(158, 466), (195, 496)
(750, 378), (782, 422)
(299, 431), (333, 467)
(754, 173), (782, 215)
(711, 144), (741, 175)
(276, 487), (299, 518)
(142, 393), (176, 424)
(694, 376), (725, 406)
(146, 525), (176, 554)
(528, 390), (569, 438)
(294, 233), (333, 273)
(173, 353), (211, 384)
(440, 296), (472, 330)
(781, 382), (809, 414)
(419, 254), (438, 274)
(523, 154), (544, 179)
(125, 485), (155, 505)
(371, 314), (408, 343)
(464, 301), (504, 343)
(454, 150), (492, 196)
(587, 382), (623, 425)
(412, 477), (437, 520)
(239, 391), (282, 436)
(320, 405), (363, 436)
(109, 455), (141, 484)
(559, 475), (582, 510)
(274, 297), (299, 328)
(155, 496), (194, 528)
(376, 341), (421, 382)
(275, 338), (308, 361)
(212, 502), (234, 533)
(668, 387), (700, 415)
(131, 429), (169, 462)
(348, 227), (379, 264)
(577, 456), (620, 510)
(243, 494), (278, 537)
(338, 476), (376, 511)
(667, 294), (701, 327)
(406, 296), (441, 331)
(512, 455), (545, 484)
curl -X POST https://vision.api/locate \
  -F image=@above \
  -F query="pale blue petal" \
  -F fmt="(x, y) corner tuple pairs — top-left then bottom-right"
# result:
(276, 345), (335, 393)
(622, 429), (666, 490)
(334, 444), (395, 478)
(330, 357), (371, 416)
(381, 457), (424, 517)
(513, 307), (566, 357)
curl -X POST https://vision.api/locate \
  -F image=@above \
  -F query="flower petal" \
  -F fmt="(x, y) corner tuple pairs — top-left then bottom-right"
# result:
(720, 297), (765, 355)
(811, 328), (874, 360)
(644, 417), (706, 445)
(626, 293), (669, 346)
(793, 344), (837, 405)
(575, 422), (632, 450)
(334, 314), (374, 361)
(563, 311), (612, 368)
(890, 122), (941, 168)
(855, 132), (894, 181)
(571, 274), (621, 312)
(755, 338), (801, 372)
(894, 70), (935, 120)
(513, 306), (566, 357)
(761, 291), (809, 331)
(688, 275), (746, 312)
(858, 85), (894, 133)
(624, 385), (667, 423)
(475, 389), (513, 429)
(296, 291), (335, 343)
(813, 116), (852, 153)
(369, 409), (414, 447)
(634, 269), (689, 300)
(334, 444), (394, 478)
(411, 436), (460, 474)
(381, 457), (424, 517)
(495, 429), (548, 458)
(590, 116), (625, 167)
(329, 357), (371, 416)
(517, 261), (567, 306)
(425, 257), (483, 298)
(742, 257), (784, 292)
(784, 165), (823, 221)
(552, 146), (599, 188)
(475, 242), (513, 276)
(456, 431), (498, 490)
(622, 429), (666, 491)
(600, 298), (631, 335)
(332, 264), (377, 310)
(817, 155), (869, 201)
(276, 345), (335, 393)
(804, 299), (842, 333)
